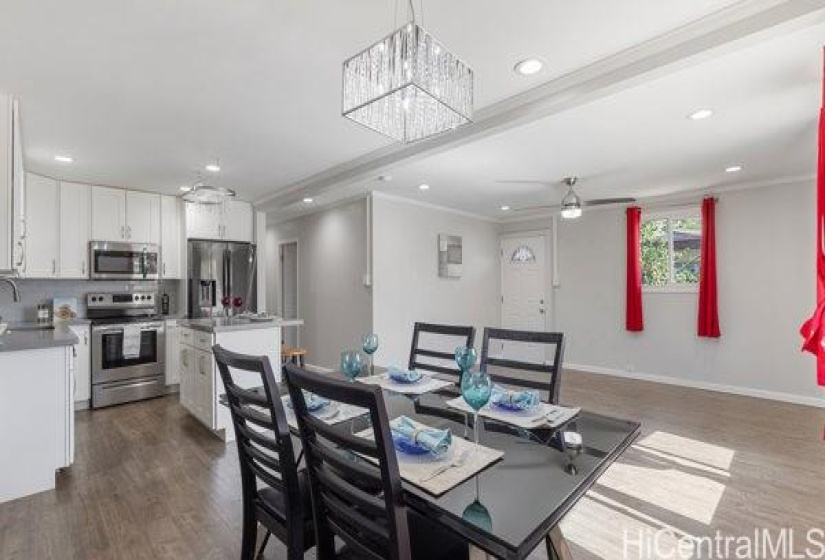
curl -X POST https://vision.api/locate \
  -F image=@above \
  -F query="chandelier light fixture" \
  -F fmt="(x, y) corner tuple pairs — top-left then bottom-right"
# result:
(341, 0), (474, 143)
(181, 183), (236, 205)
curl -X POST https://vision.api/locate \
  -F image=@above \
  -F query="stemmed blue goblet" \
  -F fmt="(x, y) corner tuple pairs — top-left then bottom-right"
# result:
(456, 346), (492, 450)
(340, 350), (364, 382)
(361, 333), (379, 376)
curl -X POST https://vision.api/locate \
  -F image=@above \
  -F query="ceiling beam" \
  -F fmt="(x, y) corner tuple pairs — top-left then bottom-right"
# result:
(256, 0), (825, 215)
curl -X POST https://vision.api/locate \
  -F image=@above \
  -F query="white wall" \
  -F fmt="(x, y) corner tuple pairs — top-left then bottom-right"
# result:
(267, 199), (371, 370)
(549, 180), (824, 405)
(372, 193), (501, 368)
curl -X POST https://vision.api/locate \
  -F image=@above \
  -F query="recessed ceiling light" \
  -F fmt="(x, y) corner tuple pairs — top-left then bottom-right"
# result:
(54, 155), (73, 163)
(179, 185), (191, 192)
(418, 184), (430, 191)
(303, 197), (314, 203)
(688, 109), (714, 120)
(500, 205), (510, 211)
(205, 163), (221, 173)
(377, 174), (393, 182)
(725, 165), (742, 173)
(514, 59), (543, 76)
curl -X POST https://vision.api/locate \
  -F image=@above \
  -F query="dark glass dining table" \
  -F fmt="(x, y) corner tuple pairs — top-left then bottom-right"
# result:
(223, 370), (640, 560)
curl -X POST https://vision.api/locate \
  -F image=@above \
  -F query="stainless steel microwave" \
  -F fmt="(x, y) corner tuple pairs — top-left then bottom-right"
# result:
(89, 241), (159, 280)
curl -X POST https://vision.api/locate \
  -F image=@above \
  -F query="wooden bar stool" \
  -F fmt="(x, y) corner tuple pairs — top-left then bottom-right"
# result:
(281, 346), (308, 368)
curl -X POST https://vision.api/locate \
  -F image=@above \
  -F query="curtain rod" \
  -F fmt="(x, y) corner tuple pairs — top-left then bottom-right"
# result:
(635, 196), (718, 211)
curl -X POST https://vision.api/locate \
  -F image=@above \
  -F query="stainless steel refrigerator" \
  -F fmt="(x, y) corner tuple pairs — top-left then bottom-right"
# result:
(187, 240), (257, 318)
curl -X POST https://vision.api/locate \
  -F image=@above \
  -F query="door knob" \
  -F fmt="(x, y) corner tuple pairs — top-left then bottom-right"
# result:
(539, 309), (545, 314)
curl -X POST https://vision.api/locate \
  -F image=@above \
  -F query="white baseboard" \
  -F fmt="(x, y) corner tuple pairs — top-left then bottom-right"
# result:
(565, 363), (825, 409)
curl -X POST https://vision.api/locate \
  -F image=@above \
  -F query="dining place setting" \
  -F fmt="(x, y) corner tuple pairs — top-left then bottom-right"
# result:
(215, 322), (641, 560)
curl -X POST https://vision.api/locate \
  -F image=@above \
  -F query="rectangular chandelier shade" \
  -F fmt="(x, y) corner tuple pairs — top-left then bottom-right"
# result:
(342, 23), (474, 143)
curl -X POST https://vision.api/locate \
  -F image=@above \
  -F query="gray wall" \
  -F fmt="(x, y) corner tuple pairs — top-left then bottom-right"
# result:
(267, 199), (371, 370)
(0, 279), (182, 322)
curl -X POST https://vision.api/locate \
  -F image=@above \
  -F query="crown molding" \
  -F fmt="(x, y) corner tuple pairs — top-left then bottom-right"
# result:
(370, 191), (498, 223)
(255, 0), (825, 214)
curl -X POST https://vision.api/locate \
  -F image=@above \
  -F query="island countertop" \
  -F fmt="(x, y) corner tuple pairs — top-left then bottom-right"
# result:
(179, 316), (304, 334)
(0, 323), (79, 353)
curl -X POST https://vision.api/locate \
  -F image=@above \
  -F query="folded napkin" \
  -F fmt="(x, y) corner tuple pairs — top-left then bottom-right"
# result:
(286, 390), (330, 412)
(390, 416), (452, 457)
(387, 367), (422, 384)
(490, 384), (540, 411)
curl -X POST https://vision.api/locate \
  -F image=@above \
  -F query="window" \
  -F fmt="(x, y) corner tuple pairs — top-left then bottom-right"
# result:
(641, 211), (701, 290)
(510, 245), (536, 264)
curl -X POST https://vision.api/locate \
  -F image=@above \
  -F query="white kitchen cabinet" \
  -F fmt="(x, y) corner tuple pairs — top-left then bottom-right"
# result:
(194, 349), (215, 427)
(179, 341), (194, 411)
(70, 324), (91, 405)
(23, 173), (59, 278)
(160, 195), (182, 278)
(165, 319), (180, 386)
(59, 182), (91, 278)
(223, 201), (254, 242)
(185, 200), (253, 242)
(126, 190), (160, 244)
(91, 186), (127, 241)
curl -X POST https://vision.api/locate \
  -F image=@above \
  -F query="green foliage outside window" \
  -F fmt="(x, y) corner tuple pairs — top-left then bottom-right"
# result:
(641, 216), (701, 287)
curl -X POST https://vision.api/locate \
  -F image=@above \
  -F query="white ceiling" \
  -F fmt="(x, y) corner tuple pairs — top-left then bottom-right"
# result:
(0, 0), (749, 199)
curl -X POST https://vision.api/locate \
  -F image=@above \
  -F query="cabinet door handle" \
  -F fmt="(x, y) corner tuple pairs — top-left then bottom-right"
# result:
(127, 226), (132, 239)
(163, 262), (166, 276)
(83, 332), (88, 345)
(81, 260), (86, 276)
(121, 225), (125, 239)
(52, 259), (57, 275)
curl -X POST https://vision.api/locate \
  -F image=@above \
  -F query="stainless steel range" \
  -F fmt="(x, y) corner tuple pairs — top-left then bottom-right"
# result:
(87, 292), (166, 408)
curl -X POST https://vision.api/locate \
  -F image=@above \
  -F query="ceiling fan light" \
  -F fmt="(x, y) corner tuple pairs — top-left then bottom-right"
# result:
(560, 207), (582, 219)
(560, 187), (582, 219)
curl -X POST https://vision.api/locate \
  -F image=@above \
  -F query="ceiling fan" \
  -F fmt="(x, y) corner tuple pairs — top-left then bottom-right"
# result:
(497, 176), (635, 219)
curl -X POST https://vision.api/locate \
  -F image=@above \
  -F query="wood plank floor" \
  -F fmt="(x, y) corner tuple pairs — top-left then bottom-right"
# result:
(1, 371), (823, 560)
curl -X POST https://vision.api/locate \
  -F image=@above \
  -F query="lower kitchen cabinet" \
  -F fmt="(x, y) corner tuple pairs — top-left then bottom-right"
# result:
(70, 324), (91, 406)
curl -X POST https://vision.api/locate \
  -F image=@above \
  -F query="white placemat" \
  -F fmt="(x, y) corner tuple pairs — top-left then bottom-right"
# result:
(357, 372), (455, 395)
(356, 420), (504, 496)
(281, 395), (367, 430)
(445, 397), (580, 429)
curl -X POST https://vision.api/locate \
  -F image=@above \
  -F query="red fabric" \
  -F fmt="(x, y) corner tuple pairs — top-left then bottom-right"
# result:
(626, 207), (644, 332)
(799, 48), (825, 386)
(698, 197), (720, 338)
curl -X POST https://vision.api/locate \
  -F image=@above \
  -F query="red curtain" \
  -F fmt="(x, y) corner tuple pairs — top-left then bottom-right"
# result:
(697, 197), (721, 338)
(799, 48), (825, 386)
(626, 207), (644, 332)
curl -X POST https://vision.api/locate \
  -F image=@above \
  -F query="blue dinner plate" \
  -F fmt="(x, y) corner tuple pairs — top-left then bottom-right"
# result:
(491, 395), (539, 412)
(388, 370), (423, 384)
(285, 394), (329, 412)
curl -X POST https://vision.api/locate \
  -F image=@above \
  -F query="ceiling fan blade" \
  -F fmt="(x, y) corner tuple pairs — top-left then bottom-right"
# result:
(510, 205), (559, 212)
(495, 180), (555, 186)
(583, 197), (636, 207)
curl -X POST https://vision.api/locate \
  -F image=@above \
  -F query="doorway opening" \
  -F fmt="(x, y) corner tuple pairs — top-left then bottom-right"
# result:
(280, 240), (299, 348)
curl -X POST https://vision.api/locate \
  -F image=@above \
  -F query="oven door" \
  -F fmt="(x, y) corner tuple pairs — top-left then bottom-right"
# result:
(92, 322), (166, 384)
(90, 242), (159, 280)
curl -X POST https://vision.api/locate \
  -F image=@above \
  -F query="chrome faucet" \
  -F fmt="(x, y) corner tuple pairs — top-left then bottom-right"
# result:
(0, 277), (21, 302)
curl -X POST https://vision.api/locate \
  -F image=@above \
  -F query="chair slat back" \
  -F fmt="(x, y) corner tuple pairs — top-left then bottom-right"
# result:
(479, 328), (566, 404)
(213, 345), (303, 519)
(408, 322), (475, 379)
(284, 365), (411, 560)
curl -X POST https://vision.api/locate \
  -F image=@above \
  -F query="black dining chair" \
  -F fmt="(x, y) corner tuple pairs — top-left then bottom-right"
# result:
(283, 364), (470, 560)
(479, 328), (566, 404)
(213, 345), (314, 560)
(408, 322), (476, 381)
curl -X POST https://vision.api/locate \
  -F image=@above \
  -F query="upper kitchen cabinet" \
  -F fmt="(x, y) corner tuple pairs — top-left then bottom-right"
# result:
(126, 191), (161, 244)
(160, 195), (182, 278)
(59, 182), (91, 279)
(91, 186), (127, 241)
(23, 173), (59, 278)
(91, 186), (160, 244)
(185, 200), (252, 243)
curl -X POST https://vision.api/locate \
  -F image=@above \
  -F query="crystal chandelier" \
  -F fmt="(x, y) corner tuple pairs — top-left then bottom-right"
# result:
(342, 1), (474, 143)
(181, 183), (236, 205)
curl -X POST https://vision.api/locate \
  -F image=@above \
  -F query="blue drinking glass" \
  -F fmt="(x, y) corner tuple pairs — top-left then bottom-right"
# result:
(454, 346), (477, 374)
(361, 333), (379, 375)
(460, 368), (492, 450)
(340, 350), (363, 382)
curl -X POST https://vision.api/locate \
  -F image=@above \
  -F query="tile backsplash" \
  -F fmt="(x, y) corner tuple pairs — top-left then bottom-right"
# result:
(0, 279), (183, 323)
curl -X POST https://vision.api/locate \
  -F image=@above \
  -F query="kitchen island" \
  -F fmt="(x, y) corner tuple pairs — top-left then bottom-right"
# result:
(0, 324), (77, 503)
(177, 316), (303, 441)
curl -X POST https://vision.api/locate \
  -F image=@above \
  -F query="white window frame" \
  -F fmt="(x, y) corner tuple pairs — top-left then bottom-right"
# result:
(641, 207), (701, 294)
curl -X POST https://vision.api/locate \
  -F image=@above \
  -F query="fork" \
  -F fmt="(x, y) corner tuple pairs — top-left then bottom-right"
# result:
(420, 448), (472, 482)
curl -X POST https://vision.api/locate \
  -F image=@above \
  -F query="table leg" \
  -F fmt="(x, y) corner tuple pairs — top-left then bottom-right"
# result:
(545, 525), (574, 560)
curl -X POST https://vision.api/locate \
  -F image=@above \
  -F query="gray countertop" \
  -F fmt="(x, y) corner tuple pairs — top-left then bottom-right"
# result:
(0, 323), (79, 353)
(179, 316), (303, 333)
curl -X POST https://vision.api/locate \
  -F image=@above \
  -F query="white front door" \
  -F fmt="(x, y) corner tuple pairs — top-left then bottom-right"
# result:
(499, 235), (547, 363)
